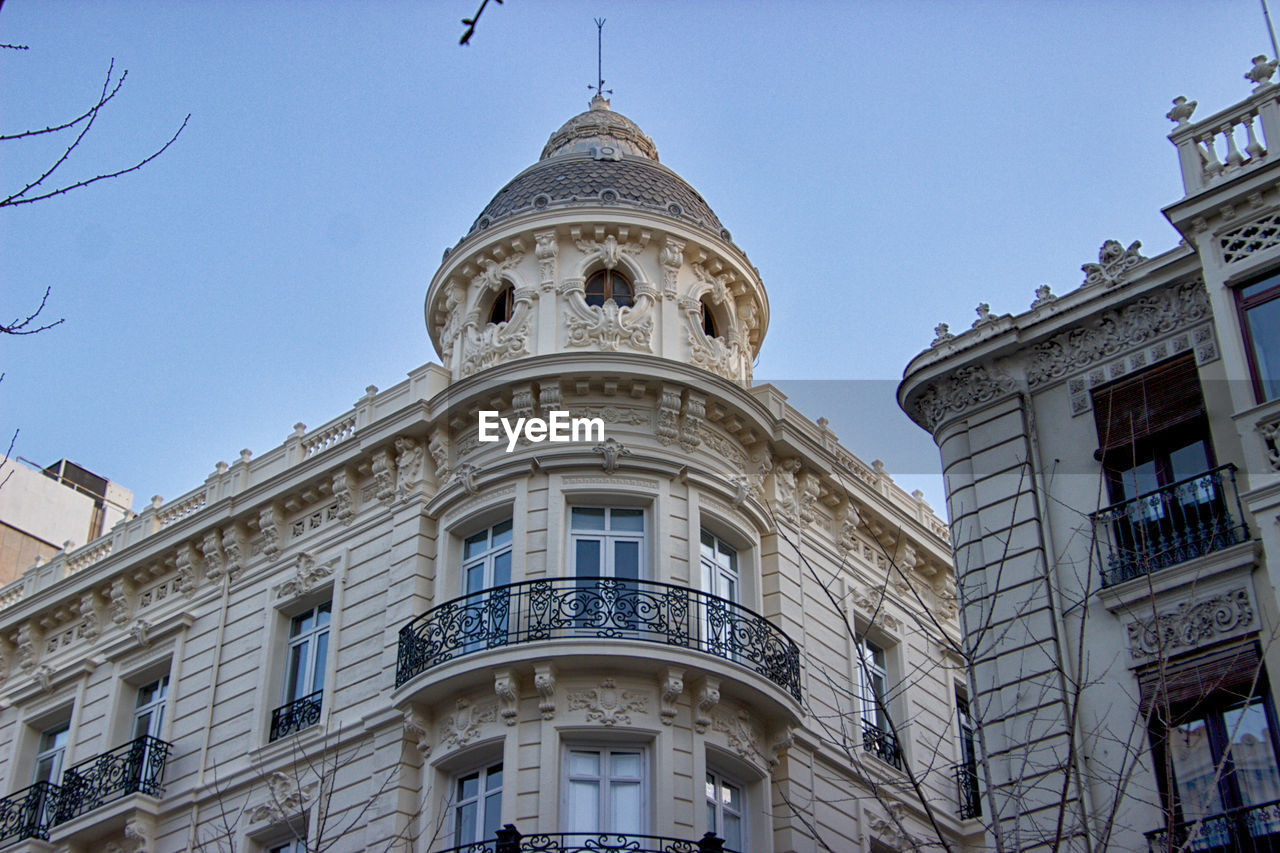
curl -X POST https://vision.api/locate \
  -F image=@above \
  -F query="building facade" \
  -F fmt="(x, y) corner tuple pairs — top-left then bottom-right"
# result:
(0, 98), (976, 852)
(899, 57), (1280, 853)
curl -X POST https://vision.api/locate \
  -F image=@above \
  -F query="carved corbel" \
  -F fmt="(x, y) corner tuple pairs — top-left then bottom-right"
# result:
(403, 706), (432, 759)
(593, 438), (632, 474)
(659, 236), (685, 299)
(394, 436), (427, 502)
(259, 503), (285, 560)
(694, 676), (720, 733)
(107, 578), (134, 626)
(371, 447), (397, 506)
(535, 230), (559, 291)
(494, 668), (520, 726)
(534, 662), (557, 720)
(450, 463), (481, 496)
(656, 385), (682, 445)
(221, 524), (248, 580)
(173, 542), (201, 597)
(332, 467), (356, 525)
(130, 619), (151, 648)
(78, 589), (104, 641)
(659, 667), (684, 726)
(201, 529), (226, 582)
(679, 393), (705, 452)
(768, 724), (795, 767)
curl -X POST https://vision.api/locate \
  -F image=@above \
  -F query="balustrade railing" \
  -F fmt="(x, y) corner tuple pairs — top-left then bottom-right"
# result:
(0, 781), (59, 843)
(1170, 85), (1280, 193)
(1093, 464), (1250, 588)
(952, 762), (981, 820)
(56, 735), (170, 824)
(397, 577), (802, 702)
(861, 720), (902, 770)
(270, 690), (324, 742)
(1145, 798), (1280, 852)
(432, 825), (736, 853)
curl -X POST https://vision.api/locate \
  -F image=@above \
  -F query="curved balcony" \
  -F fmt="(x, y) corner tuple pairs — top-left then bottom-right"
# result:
(434, 826), (736, 853)
(396, 577), (801, 702)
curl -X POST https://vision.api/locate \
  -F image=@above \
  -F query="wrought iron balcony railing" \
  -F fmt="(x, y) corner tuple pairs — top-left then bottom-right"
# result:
(269, 689), (324, 742)
(0, 781), (59, 843)
(56, 734), (170, 824)
(1093, 464), (1250, 588)
(952, 761), (981, 820)
(861, 720), (902, 770)
(1145, 798), (1280, 852)
(396, 577), (802, 701)
(432, 825), (737, 853)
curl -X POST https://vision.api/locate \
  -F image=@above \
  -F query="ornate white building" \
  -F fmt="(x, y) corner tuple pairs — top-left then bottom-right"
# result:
(0, 96), (974, 853)
(900, 56), (1280, 853)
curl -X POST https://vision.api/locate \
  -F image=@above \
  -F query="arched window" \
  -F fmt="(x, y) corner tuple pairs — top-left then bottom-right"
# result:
(488, 285), (515, 324)
(584, 269), (633, 308)
(700, 299), (718, 338)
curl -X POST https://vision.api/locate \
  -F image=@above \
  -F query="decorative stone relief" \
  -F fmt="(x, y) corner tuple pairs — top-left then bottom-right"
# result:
(130, 619), (151, 648)
(534, 662), (557, 720)
(659, 668), (684, 726)
(402, 707), (432, 758)
(108, 578), (133, 626)
(201, 530), (226, 582)
(33, 664), (52, 693)
(275, 552), (336, 600)
(538, 381), (563, 415)
(1127, 588), (1255, 659)
(221, 525), (247, 581)
(77, 591), (102, 641)
(104, 816), (153, 853)
(1259, 415), (1280, 472)
(247, 771), (318, 823)
(568, 679), (647, 726)
(798, 472), (821, 527)
(930, 323), (954, 347)
(593, 438), (632, 474)
(259, 504), (284, 560)
(370, 447), (397, 506)
(656, 385), (682, 445)
(461, 286), (535, 377)
(572, 230), (643, 271)
(971, 303), (994, 327)
(771, 458), (802, 524)
(913, 364), (1018, 430)
(1247, 54), (1279, 90)
(1166, 95), (1197, 125)
(1031, 284), (1056, 309)
(712, 707), (760, 762)
(659, 236), (685, 298)
(694, 677), (720, 734)
(562, 288), (654, 352)
(868, 803), (917, 851)
(427, 428), (451, 483)
(438, 282), (465, 370)
(568, 405), (648, 426)
(450, 463), (481, 496)
(173, 543), (200, 597)
(747, 446), (773, 503)
(494, 669), (519, 726)
(1082, 239), (1148, 288)
(331, 468), (355, 525)
(394, 437), (427, 502)
(14, 625), (37, 673)
(441, 698), (497, 748)
(836, 501), (862, 558)
(534, 230), (559, 291)
(679, 393), (705, 452)
(768, 725), (795, 768)
(700, 429), (748, 474)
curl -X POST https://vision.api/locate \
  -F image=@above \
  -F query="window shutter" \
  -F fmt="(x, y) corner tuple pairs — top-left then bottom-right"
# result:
(1139, 641), (1262, 716)
(1093, 354), (1205, 451)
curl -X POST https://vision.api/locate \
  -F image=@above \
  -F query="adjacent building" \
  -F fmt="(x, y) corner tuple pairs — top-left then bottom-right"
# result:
(0, 96), (976, 852)
(900, 56), (1280, 853)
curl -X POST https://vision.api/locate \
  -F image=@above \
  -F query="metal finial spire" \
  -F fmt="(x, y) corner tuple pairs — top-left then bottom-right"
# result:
(589, 18), (612, 101)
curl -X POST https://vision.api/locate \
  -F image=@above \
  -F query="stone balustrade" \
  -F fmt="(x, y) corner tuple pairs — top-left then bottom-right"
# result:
(1169, 82), (1280, 194)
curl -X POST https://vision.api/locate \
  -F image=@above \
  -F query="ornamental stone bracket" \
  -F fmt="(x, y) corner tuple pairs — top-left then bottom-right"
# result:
(911, 363), (1018, 431)
(1125, 586), (1257, 661)
(1082, 239), (1148, 288)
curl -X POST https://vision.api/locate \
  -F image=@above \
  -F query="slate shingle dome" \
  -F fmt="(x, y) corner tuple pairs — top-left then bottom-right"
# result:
(468, 95), (726, 237)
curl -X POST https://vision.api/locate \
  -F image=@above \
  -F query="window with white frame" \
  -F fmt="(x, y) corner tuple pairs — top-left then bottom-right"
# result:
(854, 638), (889, 731)
(33, 723), (69, 784)
(463, 520), (513, 595)
(453, 761), (503, 846)
(132, 676), (169, 741)
(570, 508), (644, 580)
(267, 841), (306, 853)
(700, 531), (739, 604)
(270, 602), (330, 741)
(563, 747), (646, 835)
(705, 769), (746, 849)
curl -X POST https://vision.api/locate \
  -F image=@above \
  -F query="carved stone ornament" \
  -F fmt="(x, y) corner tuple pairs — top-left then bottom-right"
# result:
(174, 543), (200, 597)
(679, 393), (705, 452)
(1127, 588), (1255, 659)
(771, 458), (802, 524)
(656, 385), (682, 446)
(130, 619), (151, 648)
(201, 529), (226, 582)
(461, 287), (535, 377)
(768, 725), (795, 768)
(275, 552), (336, 600)
(494, 669), (519, 726)
(971, 303), (994, 328)
(535, 663), (557, 720)
(930, 323), (954, 347)
(259, 504), (284, 559)
(913, 364), (1017, 430)
(694, 677), (721, 733)
(104, 816), (153, 853)
(659, 236), (685, 298)
(394, 436), (427, 501)
(659, 668), (684, 726)
(331, 468), (355, 525)
(15, 623), (37, 672)
(78, 590), (103, 641)
(868, 803), (916, 851)
(403, 707), (432, 758)
(567, 678), (647, 726)
(108, 578), (133, 626)
(563, 289), (655, 352)
(1247, 55), (1279, 90)
(247, 771), (319, 823)
(573, 231), (643, 271)
(1026, 279), (1210, 388)
(441, 698), (497, 748)
(1260, 415), (1280, 472)
(371, 447), (396, 506)
(712, 708), (760, 762)
(1082, 239), (1148, 288)
(535, 230), (559, 290)
(1166, 95), (1197, 125)
(1031, 284), (1056, 309)
(33, 664), (53, 693)
(450, 463), (481, 496)
(593, 437), (632, 474)
(428, 428), (451, 482)
(221, 525), (247, 581)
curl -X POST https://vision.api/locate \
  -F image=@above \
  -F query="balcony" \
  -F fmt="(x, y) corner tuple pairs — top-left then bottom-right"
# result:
(270, 690), (324, 742)
(1093, 464), (1250, 588)
(432, 826), (737, 853)
(0, 781), (58, 844)
(952, 762), (981, 820)
(396, 577), (801, 702)
(861, 720), (902, 770)
(1145, 799), (1280, 852)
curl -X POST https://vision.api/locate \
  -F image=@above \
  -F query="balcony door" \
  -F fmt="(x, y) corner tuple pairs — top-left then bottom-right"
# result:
(564, 747), (645, 838)
(700, 531), (741, 658)
(462, 520), (513, 653)
(570, 508), (645, 634)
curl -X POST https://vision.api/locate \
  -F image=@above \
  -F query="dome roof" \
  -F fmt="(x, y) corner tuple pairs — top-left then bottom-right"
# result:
(467, 96), (726, 238)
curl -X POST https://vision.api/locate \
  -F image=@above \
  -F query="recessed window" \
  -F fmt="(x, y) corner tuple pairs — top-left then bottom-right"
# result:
(706, 769), (746, 849)
(33, 723), (69, 784)
(1239, 272), (1280, 401)
(488, 285), (515, 325)
(270, 602), (330, 741)
(463, 520), (513, 594)
(454, 761), (503, 846)
(564, 747), (646, 835)
(855, 638), (902, 769)
(701, 301), (718, 338)
(584, 269), (633, 308)
(133, 676), (169, 741)
(570, 507), (644, 580)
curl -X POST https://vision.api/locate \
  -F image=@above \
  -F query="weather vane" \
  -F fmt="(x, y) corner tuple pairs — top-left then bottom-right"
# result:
(589, 18), (612, 100)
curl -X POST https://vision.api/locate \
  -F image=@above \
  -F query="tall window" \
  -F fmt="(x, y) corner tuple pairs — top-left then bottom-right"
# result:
(700, 300), (718, 338)
(286, 602), (330, 704)
(133, 676), (169, 740)
(570, 508), (644, 580)
(488, 285), (515, 325)
(454, 762), (502, 846)
(956, 691), (982, 819)
(855, 638), (889, 731)
(584, 269), (633, 309)
(464, 520), (513, 595)
(564, 747), (645, 835)
(1239, 271), (1280, 401)
(700, 531), (739, 603)
(706, 770), (745, 849)
(33, 723), (69, 784)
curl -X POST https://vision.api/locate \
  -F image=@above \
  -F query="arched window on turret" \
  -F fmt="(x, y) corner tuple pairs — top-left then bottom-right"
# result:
(584, 269), (633, 309)
(488, 285), (515, 324)
(700, 297), (718, 338)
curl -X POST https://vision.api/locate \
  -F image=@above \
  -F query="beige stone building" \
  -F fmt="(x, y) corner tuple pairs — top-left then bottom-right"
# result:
(0, 99), (975, 852)
(899, 56), (1280, 853)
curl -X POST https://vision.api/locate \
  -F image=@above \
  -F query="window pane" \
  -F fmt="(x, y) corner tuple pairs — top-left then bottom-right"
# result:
(613, 541), (640, 580)
(493, 550), (512, 587)
(575, 539), (601, 576)
(701, 530), (715, 551)
(611, 751), (642, 778)
(723, 812), (743, 849)
(1245, 296), (1280, 399)
(466, 561), (486, 595)
(317, 601), (331, 626)
(610, 780), (642, 834)
(572, 508), (606, 530)
(455, 799), (477, 844)
(291, 611), (313, 637)
(492, 519), (513, 548)
(288, 641), (309, 699)
(483, 789), (502, 837)
(610, 509), (644, 531)
(569, 780), (600, 832)
(570, 750), (600, 776)
(486, 764), (503, 791)
(1171, 714), (1225, 820)
(312, 632), (329, 693)
(458, 771), (479, 801)
(464, 530), (489, 560)
(1225, 700), (1280, 807)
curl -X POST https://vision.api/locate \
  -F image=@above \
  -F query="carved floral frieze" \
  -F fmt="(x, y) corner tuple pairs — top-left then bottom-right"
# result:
(1127, 587), (1255, 659)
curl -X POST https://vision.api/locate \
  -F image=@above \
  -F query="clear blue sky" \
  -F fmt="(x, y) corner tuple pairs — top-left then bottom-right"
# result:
(1, 1), (1271, 515)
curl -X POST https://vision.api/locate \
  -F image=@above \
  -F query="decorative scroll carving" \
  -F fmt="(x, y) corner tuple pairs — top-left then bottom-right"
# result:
(395, 437), (426, 501)
(659, 236), (684, 298)
(593, 438), (632, 474)
(1082, 239), (1148, 288)
(371, 447), (396, 506)
(572, 231), (643, 271)
(1026, 279), (1211, 388)
(494, 669), (519, 726)
(247, 771), (318, 823)
(440, 698), (497, 748)
(567, 678), (647, 726)
(403, 707), (432, 758)
(221, 525), (247, 581)
(332, 468), (355, 525)
(104, 816), (152, 853)
(130, 619), (151, 648)
(78, 591), (102, 641)
(694, 677), (720, 734)
(173, 543), (199, 597)
(768, 724), (795, 767)
(656, 385), (682, 445)
(771, 459), (802, 524)
(201, 530), (226, 582)
(450, 463), (481, 496)
(108, 578), (133, 625)
(275, 552), (336, 600)
(535, 230), (559, 291)
(798, 472), (821, 526)
(461, 286), (535, 377)
(438, 282), (465, 369)
(659, 668), (684, 726)
(535, 663), (557, 720)
(258, 504), (284, 560)
(713, 707), (760, 762)
(679, 393), (705, 452)
(15, 624), (37, 672)
(563, 292), (654, 352)
(1127, 588), (1255, 659)
(914, 364), (1017, 430)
